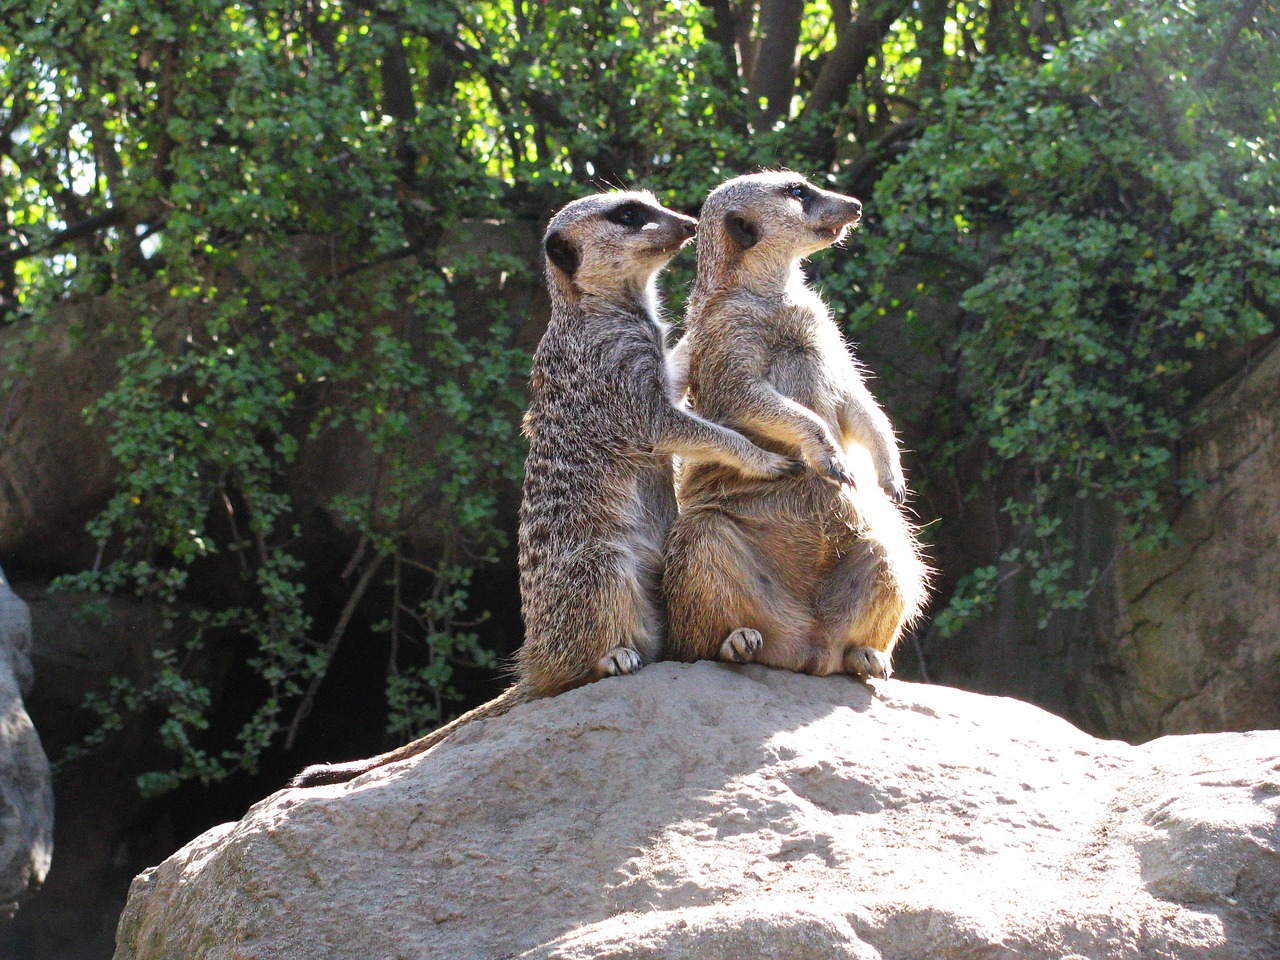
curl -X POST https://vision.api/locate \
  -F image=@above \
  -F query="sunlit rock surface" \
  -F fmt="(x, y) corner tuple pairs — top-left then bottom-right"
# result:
(115, 662), (1280, 960)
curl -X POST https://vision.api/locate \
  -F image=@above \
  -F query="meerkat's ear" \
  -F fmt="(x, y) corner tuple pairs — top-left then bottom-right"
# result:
(544, 230), (579, 277)
(724, 211), (759, 250)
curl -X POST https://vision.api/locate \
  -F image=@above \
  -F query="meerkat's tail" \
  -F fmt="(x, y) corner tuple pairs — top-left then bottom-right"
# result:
(287, 682), (533, 788)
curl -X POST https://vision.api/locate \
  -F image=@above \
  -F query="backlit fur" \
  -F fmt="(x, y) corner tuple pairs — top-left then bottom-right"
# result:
(663, 172), (930, 681)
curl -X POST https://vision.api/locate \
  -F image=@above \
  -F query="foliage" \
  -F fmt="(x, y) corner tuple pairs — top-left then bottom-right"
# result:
(3, 0), (531, 792)
(858, 0), (1278, 632)
(1, 0), (1276, 791)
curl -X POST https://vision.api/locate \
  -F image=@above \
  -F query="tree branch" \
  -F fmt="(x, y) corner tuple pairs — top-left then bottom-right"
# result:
(346, 0), (573, 133)
(0, 206), (128, 267)
(1200, 0), (1262, 88)
(801, 0), (909, 121)
(284, 547), (389, 750)
(844, 116), (924, 194)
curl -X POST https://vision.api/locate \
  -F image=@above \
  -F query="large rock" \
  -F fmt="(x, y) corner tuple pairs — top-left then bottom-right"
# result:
(114, 662), (1280, 959)
(0, 566), (54, 919)
(0, 301), (125, 571)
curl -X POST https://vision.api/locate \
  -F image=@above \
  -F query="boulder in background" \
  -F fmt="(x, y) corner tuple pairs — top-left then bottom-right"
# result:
(0, 566), (54, 920)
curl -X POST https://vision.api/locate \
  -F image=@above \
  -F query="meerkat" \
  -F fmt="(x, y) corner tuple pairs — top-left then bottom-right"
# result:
(662, 172), (929, 681)
(289, 190), (795, 787)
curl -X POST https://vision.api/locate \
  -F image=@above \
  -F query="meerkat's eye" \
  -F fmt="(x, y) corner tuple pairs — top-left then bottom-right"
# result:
(787, 184), (813, 204)
(607, 203), (643, 227)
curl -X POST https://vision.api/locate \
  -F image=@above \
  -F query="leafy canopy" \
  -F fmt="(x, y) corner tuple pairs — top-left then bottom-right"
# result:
(1, 0), (1275, 790)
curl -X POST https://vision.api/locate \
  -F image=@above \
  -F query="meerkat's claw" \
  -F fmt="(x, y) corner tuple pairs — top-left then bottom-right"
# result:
(845, 646), (891, 681)
(597, 646), (644, 678)
(719, 627), (763, 663)
(820, 456), (857, 489)
(882, 478), (907, 504)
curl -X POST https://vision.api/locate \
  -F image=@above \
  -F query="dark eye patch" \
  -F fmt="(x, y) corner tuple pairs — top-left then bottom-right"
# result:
(784, 183), (814, 208)
(605, 202), (653, 228)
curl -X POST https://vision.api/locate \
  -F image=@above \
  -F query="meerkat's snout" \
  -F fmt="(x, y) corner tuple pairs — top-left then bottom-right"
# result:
(652, 211), (697, 245)
(811, 190), (862, 244)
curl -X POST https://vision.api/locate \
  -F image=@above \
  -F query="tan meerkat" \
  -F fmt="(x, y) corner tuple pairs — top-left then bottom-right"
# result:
(662, 172), (929, 681)
(290, 190), (795, 787)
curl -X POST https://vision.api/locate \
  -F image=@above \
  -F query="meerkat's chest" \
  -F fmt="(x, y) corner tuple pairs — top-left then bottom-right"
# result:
(762, 316), (852, 406)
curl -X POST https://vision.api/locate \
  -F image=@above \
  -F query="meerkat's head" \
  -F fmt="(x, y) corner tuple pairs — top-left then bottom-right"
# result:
(543, 191), (697, 305)
(695, 172), (862, 287)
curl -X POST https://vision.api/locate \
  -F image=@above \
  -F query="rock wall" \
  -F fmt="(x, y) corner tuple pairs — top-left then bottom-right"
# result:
(1101, 338), (1280, 738)
(0, 223), (543, 577)
(114, 663), (1280, 960)
(0, 302), (125, 573)
(907, 335), (1280, 742)
(0, 566), (53, 919)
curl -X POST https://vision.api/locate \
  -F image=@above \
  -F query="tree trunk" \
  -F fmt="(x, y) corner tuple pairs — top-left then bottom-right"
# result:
(917, 0), (949, 95)
(706, 0), (744, 82)
(748, 0), (804, 125)
(380, 37), (418, 123)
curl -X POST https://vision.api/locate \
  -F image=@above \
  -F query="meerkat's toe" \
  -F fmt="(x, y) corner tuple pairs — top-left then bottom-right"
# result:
(598, 646), (644, 678)
(720, 627), (763, 663)
(845, 646), (891, 681)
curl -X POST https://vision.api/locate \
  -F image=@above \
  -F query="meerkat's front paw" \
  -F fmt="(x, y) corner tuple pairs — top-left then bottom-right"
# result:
(719, 627), (763, 663)
(597, 646), (644, 678)
(816, 449), (857, 489)
(881, 476), (907, 504)
(845, 646), (891, 681)
(749, 450), (804, 479)
(780, 458), (808, 477)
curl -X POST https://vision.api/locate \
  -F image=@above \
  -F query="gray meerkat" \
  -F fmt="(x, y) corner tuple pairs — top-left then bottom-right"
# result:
(663, 171), (929, 681)
(290, 190), (795, 788)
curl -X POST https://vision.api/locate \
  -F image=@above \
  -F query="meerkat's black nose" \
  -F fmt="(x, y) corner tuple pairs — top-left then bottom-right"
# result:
(678, 218), (697, 237)
(847, 197), (863, 219)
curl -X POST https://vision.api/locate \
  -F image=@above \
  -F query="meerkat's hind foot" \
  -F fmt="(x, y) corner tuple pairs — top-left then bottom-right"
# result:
(845, 646), (892, 681)
(597, 646), (644, 678)
(720, 627), (763, 663)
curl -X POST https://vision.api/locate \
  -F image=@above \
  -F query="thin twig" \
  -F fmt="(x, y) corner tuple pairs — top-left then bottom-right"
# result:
(284, 549), (388, 749)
